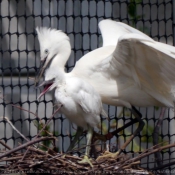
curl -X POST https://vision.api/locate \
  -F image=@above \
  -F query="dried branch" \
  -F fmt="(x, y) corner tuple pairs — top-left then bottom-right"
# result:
(21, 106), (62, 161)
(0, 95), (41, 122)
(0, 137), (55, 159)
(0, 116), (29, 142)
(0, 140), (12, 150)
(11, 104), (41, 122)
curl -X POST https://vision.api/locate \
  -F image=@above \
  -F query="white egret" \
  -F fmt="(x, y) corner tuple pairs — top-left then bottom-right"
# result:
(35, 19), (175, 159)
(38, 70), (108, 167)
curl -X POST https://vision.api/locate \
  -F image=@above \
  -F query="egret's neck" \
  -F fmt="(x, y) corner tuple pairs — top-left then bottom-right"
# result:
(50, 41), (71, 72)
(45, 65), (66, 83)
(55, 69), (66, 83)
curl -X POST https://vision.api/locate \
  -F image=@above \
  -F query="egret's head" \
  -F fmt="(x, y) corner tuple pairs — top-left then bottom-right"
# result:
(37, 68), (62, 100)
(35, 27), (70, 86)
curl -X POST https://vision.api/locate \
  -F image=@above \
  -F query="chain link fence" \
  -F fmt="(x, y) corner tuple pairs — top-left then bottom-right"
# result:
(0, 0), (175, 171)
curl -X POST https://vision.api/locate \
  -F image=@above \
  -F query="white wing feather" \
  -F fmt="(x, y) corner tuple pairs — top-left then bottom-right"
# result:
(77, 89), (101, 114)
(77, 89), (108, 119)
(105, 33), (175, 107)
(72, 20), (175, 107)
(99, 19), (152, 47)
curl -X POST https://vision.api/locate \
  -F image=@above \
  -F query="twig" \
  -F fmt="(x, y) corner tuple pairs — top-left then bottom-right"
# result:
(0, 137), (55, 159)
(33, 105), (60, 149)
(27, 146), (48, 155)
(35, 106), (62, 139)
(104, 155), (130, 170)
(0, 96), (41, 122)
(29, 153), (62, 167)
(1, 116), (29, 142)
(123, 160), (140, 169)
(64, 154), (82, 160)
(150, 160), (175, 170)
(117, 145), (160, 171)
(125, 143), (175, 164)
(11, 104), (41, 122)
(0, 140), (12, 150)
(21, 106), (62, 161)
(0, 156), (24, 162)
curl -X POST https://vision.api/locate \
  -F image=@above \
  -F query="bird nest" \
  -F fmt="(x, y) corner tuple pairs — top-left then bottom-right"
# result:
(0, 136), (153, 175)
(0, 132), (174, 175)
(0, 113), (174, 174)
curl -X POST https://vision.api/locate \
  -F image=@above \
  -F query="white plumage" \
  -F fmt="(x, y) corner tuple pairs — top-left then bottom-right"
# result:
(36, 19), (175, 162)
(36, 19), (175, 109)
(45, 74), (106, 129)
(38, 70), (107, 167)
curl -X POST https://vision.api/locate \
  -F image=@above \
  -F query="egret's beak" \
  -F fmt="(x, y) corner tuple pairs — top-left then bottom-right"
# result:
(37, 79), (54, 100)
(35, 79), (50, 89)
(35, 59), (47, 87)
(34, 54), (56, 87)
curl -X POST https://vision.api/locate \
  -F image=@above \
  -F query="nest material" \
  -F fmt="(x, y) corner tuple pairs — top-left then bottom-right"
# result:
(0, 111), (173, 174)
(0, 136), (154, 175)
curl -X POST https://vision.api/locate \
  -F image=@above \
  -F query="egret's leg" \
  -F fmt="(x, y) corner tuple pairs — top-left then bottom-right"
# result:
(78, 125), (94, 167)
(153, 107), (166, 169)
(93, 117), (140, 142)
(66, 126), (83, 152)
(118, 106), (144, 153)
(96, 106), (144, 162)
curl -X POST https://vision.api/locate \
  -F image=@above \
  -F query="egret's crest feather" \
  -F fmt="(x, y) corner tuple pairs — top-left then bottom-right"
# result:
(36, 27), (69, 44)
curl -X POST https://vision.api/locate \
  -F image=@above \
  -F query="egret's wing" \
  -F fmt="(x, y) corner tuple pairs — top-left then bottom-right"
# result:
(74, 21), (175, 107)
(76, 88), (102, 115)
(76, 89), (109, 120)
(99, 19), (152, 47)
(67, 77), (102, 114)
(101, 33), (175, 107)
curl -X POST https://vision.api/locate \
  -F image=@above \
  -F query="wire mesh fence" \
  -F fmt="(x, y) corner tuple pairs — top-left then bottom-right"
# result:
(0, 0), (175, 172)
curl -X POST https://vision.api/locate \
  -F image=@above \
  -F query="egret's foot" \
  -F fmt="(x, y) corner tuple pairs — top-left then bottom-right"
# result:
(96, 151), (119, 162)
(78, 155), (93, 167)
(61, 154), (66, 158)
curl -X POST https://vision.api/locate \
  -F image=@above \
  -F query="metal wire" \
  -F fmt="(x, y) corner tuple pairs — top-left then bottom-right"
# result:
(0, 0), (174, 171)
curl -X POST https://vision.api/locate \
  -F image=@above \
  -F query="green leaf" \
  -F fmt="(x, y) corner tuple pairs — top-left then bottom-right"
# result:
(128, 2), (136, 17)
(154, 106), (160, 110)
(135, 0), (142, 3)
(141, 120), (154, 142)
(53, 131), (59, 136)
(101, 122), (108, 134)
(33, 119), (59, 151)
(33, 120), (39, 128)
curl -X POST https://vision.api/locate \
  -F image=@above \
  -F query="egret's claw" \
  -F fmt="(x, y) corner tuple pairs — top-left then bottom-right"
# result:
(96, 151), (119, 162)
(78, 155), (93, 167)
(61, 154), (66, 158)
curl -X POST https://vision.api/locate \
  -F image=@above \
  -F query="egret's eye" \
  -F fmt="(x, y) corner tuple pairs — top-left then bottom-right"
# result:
(45, 49), (49, 54)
